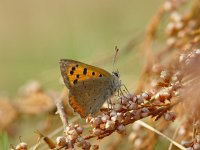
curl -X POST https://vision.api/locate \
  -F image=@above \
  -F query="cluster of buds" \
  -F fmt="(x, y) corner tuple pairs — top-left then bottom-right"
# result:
(163, 0), (188, 12)
(165, 11), (184, 43)
(179, 49), (200, 67)
(86, 87), (179, 139)
(55, 123), (91, 149)
(150, 65), (184, 121)
(11, 142), (28, 150)
(163, 111), (176, 121)
(164, 2), (200, 50)
(86, 93), (152, 138)
(181, 138), (200, 150)
(178, 48), (200, 149)
(151, 68), (182, 103)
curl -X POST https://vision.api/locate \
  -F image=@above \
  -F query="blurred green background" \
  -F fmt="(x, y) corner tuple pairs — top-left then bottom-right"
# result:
(0, 0), (166, 149)
(0, 0), (162, 95)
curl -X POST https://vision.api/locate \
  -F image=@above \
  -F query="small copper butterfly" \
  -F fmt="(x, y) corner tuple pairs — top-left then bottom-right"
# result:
(59, 59), (121, 118)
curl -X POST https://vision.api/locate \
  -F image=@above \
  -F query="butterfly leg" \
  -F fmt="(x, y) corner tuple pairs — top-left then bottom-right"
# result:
(106, 99), (110, 110)
(119, 88), (131, 100)
(106, 99), (113, 110)
(109, 98), (113, 109)
(121, 84), (130, 95)
(119, 88), (125, 97)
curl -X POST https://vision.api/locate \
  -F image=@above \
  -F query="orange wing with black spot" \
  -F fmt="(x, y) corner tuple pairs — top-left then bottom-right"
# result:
(59, 59), (113, 117)
(59, 59), (111, 88)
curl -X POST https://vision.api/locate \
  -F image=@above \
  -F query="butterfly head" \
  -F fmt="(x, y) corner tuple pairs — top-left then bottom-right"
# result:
(111, 70), (121, 91)
(112, 70), (120, 78)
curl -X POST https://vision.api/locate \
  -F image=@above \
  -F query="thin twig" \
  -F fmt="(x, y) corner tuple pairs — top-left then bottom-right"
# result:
(136, 120), (186, 150)
(55, 95), (68, 128)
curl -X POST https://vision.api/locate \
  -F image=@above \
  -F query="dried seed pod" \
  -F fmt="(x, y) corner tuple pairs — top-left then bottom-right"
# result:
(91, 145), (99, 150)
(141, 92), (151, 100)
(113, 103), (122, 111)
(90, 117), (102, 128)
(164, 111), (176, 121)
(105, 120), (115, 130)
(116, 112), (123, 122)
(110, 110), (117, 117)
(92, 128), (101, 136)
(111, 115), (117, 122)
(101, 114), (110, 123)
(193, 143), (200, 150)
(117, 124), (125, 134)
(160, 70), (171, 82)
(163, 1), (173, 11)
(67, 129), (79, 140)
(56, 136), (67, 147)
(181, 141), (193, 148)
(76, 137), (85, 147)
(76, 126), (84, 135)
(15, 142), (28, 150)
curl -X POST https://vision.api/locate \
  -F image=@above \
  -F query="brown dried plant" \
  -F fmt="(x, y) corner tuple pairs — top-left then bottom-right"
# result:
(5, 0), (200, 150)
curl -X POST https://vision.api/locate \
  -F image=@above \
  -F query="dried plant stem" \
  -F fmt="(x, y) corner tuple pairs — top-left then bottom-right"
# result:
(168, 117), (186, 150)
(136, 6), (166, 93)
(137, 120), (186, 150)
(55, 89), (69, 128)
(55, 97), (68, 128)
(30, 116), (80, 150)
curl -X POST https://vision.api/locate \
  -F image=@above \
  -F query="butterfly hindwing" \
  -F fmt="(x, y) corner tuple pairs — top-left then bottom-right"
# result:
(69, 77), (112, 117)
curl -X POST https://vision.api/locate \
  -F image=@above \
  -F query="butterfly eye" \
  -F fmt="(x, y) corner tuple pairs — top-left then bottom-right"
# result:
(112, 72), (119, 78)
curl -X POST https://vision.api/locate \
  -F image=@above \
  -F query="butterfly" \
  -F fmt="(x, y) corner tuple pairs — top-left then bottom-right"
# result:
(59, 59), (121, 118)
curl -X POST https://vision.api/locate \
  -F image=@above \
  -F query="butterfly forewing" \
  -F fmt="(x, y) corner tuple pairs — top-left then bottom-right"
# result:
(60, 59), (111, 88)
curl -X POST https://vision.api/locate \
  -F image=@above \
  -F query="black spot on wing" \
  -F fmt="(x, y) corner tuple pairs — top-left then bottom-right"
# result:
(83, 68), (87, 75)
(72, 67), (76, 71)
(73, 79), (78, 84)
(70, 70), (74, 75)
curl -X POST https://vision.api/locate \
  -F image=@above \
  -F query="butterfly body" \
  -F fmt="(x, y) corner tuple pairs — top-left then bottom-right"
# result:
(59, 59), (121, 118)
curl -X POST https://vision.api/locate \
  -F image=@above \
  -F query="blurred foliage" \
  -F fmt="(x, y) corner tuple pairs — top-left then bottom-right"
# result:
(0, 131), (10, 150)
(0, 0), (161, 94)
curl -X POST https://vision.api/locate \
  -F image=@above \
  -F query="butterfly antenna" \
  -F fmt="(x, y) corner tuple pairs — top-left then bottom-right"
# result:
(113, 46), (119, 71)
